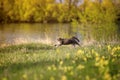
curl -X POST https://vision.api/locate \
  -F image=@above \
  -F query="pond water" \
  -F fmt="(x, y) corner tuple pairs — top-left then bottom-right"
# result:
(0, 23), (120, 46)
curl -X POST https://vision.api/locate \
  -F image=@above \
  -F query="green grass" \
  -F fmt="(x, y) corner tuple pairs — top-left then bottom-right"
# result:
(0, 43), (120, 80)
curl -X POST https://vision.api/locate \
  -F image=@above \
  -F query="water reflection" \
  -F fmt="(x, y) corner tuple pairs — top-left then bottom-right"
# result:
(0, 23), (119, 46)
(0, 23), (74, 46)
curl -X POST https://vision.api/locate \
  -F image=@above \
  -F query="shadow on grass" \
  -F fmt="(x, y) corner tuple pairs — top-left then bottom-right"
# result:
(0, 43), (54, 53)
(0, 59), (58, 74)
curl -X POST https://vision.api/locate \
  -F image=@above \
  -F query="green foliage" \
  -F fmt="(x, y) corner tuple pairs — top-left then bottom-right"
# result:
(0, 0), (120, 23)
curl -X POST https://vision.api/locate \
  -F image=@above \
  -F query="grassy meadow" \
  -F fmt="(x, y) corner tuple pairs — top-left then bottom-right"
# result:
(0, 43), (120, 80)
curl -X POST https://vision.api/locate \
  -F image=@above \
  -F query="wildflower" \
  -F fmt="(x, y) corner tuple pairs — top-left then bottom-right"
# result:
(77, 64), (85, 70)
(99, 59), (104, 66)
(98, 44), (101, 48)
(75, 57), (78, 60)
(95, 56), (100, 61)
(111, 47), (119, 55)
(102, 56), (105, 59)
(92, 78), (96, 80)
(34, 74), (37, 80)
(72, 60), (75, 64)
(50, 76), (55, 80)
(95, 52), (100, 57)
(86, 75), (90, 80)
(2, 77), (7, 80)
(40, 74), (43, 79)
(76, 50), (84, 56)
(83, 57), (87, 62)
(117, 46), (120, 50)
(107, 45), (111, 51)
(103, 73), (111, 80)
(104, 60), (109, 65)
(61, 75), (67, 80)
(86, 53), (92, 58)
(66, 53), (70, 59)
(60, 61), (63, 65)
(95, 62), (99, 67)
(112, 59), (115, 62)
(70, 71), (74, 76)
(91, 49), (95, 54)
(63, 66), (67, 73)
(48, 66), (52, 70)
(52, 65), (56, 71)
(95, 57), (108, 67)
(56, 49), (60, 54)
(67, 66), (73, 71)
(22, 74), (27, 79)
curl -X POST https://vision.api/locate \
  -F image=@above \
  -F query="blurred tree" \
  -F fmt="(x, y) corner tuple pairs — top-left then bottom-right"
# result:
(0, 0), (119, 23)
(0, 1), (4, 22)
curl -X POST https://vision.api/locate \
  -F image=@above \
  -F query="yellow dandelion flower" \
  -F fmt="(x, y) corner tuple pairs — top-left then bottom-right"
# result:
(104, 73), (111, 80)
(95, 62), (99, 66)
(75, 57), (78, 60)
(83, 57), (87, 62)
(52, 65), (56, 71)
(112, 59), (115, 62)
(86, 75), (90, 80)
(63, 66), (67, 73)
(77, 64), (85, 70)
(2, 77), (7, 80)
(61, 75), (67, 80)
(91, 49), (95, 54)
(22, 74), (27, 79)
(117, 46), (120, 50)
(92, 78), (96, 80)
(66, 53), (70, 59)
(98, 44), (101, 48)
(50, 76), (55, 80)
(99, 59), (104, 65)
(95, 53), (100, 57)
(60, 61), (63, 65)
(104, 60), (109, 65)
(102, 56), (105, 59)
(48, 66), (52, 70)
(72, 60), (75, 64)
(76, 50), (84, 56)
(40, 74), (43, 79)
(67, 66), (73, 71)
(107, 45), (111, 51)
(70, 71), (74, 76)
(111, 47), (119, 55)
(56, 49), (60, 54)
(95, 56), (100, 61)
